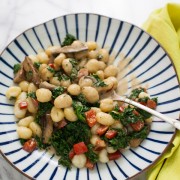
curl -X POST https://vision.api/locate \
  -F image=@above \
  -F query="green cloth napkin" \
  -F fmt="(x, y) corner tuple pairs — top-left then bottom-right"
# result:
(143, 3), (180, 180)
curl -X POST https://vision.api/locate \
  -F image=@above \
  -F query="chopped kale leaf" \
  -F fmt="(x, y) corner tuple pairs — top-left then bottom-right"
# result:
(27, 92), (36, 99)
(52, 86), (65, 99)
(91, 74), (107, 87)
(34, 62), (41, 69)
(61, 34), (76, 47)
(47, 66), (55, 73)
(13, 63), (21, 74)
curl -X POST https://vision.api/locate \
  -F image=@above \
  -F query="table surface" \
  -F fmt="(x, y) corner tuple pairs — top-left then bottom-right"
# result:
(0, 0), (179, 179)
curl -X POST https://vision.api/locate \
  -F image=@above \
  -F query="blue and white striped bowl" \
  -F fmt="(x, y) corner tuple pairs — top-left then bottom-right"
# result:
(0, 13), (180, 180)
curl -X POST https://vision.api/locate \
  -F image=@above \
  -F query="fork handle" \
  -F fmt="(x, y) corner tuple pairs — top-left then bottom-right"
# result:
(117, 96), (180, 130)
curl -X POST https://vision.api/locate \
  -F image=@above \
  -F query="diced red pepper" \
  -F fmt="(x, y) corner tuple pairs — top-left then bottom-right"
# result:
(147, 99), (157, 109)
(85, 109), (97, 127)
(133, 110), (139, 116)
(69, 149), (75, 159)
(85, 159), (94, 169)
(130, 120), (144, 132)
(139, 101), (147, 106)
(19, 101), (28, 109)
(49, 63), (55, 69)
(105, 130), (117, 139)
(108, 151), (121, 160)
(96, 125), (108, 136)
(78, 68), (89, 79)
(23, 139), (37, 153)
(73, 142), (88, 155)
(119, 106), (125, 113)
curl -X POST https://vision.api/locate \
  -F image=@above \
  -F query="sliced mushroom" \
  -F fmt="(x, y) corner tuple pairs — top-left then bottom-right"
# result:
(13, 65), (25, 83)
(41, 113), (53, 144)
(51, 42), (88, 59)
(39, 81), (57, 90)
(22, 56), (41, 86)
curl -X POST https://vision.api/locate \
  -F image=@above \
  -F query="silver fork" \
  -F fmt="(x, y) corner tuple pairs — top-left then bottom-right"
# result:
(111, 91), (180, 130)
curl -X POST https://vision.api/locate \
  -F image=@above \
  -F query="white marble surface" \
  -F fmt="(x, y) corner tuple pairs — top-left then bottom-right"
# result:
(0, 0), (179, 179)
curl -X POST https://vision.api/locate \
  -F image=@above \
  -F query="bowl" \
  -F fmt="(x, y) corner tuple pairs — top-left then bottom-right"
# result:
(0, 13), (180, 180)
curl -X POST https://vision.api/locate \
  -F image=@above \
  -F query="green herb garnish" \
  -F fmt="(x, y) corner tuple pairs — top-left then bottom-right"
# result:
(26, 71), (33, 81)
(34, 62), (41, 69)
(35, 102), (53, 124)
(34, 136), (49, 149)
(129, 126), (149, 140)
(13, 63), (21, 73)
(103, 128), (129, 149)
(72, 101), (90, 122)
(119, 106), (143, 126)
(91, 74), (107, 87)
(54, 71), (70, 81)
(129, 87), (145, 99)
(85, 144), (98, 163)
(19, 138), (27, 145)
(69, 59), (79, 81)
(27, 92), (36, 99)
(47, 66), (55, 73)
(52, 86), (65, 99)
(61, 34), (76, 47)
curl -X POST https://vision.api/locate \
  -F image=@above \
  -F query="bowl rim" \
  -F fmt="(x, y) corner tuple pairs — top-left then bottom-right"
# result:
(0, 12), (179, 180)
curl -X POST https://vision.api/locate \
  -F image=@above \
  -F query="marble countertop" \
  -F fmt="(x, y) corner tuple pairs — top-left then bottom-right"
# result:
(0, 0), (179, 179)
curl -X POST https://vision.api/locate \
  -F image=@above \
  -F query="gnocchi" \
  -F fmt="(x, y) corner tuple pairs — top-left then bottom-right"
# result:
(8, 34), (156, 170)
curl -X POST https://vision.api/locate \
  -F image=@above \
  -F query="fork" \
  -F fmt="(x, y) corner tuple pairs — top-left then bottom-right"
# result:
(111, 91), (180, 130)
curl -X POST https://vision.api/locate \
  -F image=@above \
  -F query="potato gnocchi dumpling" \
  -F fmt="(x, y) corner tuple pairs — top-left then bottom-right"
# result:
(7, 34), (157, 169)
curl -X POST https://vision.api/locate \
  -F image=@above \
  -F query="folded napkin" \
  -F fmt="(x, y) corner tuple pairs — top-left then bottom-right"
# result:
(143, 3), (180, 180)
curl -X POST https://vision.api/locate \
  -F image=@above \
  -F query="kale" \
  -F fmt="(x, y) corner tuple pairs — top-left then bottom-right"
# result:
(85, 144), (98, 163)
(69, 59), (79, 81)
(73, 93), (100, 107)
(27, 92), (36, 99)
(19, 138), (27, 145)
(152, 97), (158, 104)
(50, 121), (91, 168)
(47, 66), (55, 73)
(75, 93), (88, 105)
(129, 126), (149, 140)
(61, 34), (76, 47)
(69, 58), (78, 67)
(113, 104), (120, 112)
(91, 74), (107, 87)
(72, 101), (90, 122)
(136, 109), (152, 119)
(13, 63), (21, 73)
(59, 156), (71, 169)
(54, 71), (70, 81)
(110, 111), (122, 120)
(52, 86), (65, 99)
(26, 71), (33, 81)
(103, 128), (129, 149)
(129, 88), (145, 99)
(120, 106), (143, 126)
(35, 102), (53, 124)
(34, 62), (41, 69)
(70, 68), (78, 81)
(34, 136), (49, 149)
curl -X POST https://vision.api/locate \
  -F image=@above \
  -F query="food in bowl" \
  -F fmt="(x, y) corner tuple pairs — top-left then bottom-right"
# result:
(5, 34), (158, 169)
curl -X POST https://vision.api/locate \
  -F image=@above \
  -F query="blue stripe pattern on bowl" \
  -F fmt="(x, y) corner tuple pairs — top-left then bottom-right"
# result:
(0, 13), (180, 180)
